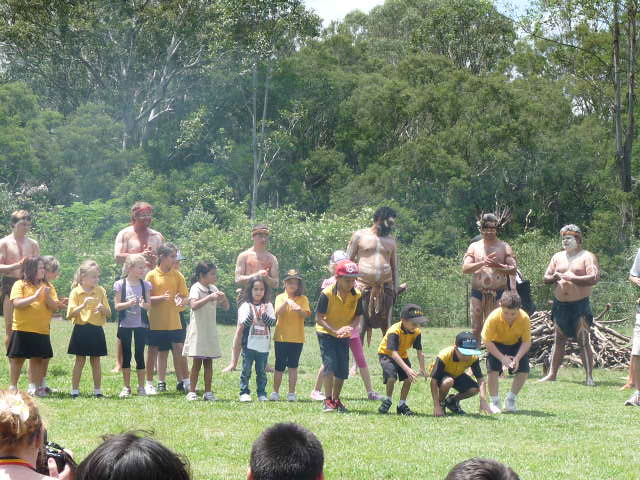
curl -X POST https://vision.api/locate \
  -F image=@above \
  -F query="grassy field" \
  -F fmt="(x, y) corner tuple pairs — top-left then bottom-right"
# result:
(1, 319), (637, 480)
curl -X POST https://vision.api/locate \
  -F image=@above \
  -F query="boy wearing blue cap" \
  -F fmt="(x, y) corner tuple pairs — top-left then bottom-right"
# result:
(430, 331), (495, 416)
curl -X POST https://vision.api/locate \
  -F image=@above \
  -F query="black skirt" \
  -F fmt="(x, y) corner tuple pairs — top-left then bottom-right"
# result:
(7, 331), (53, 358)
(67, 323), (107, 356)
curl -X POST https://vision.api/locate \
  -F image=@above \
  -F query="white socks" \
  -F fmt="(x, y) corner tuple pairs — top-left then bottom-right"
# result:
(398, 399), (407, 406)
(506, 392), (517, 401)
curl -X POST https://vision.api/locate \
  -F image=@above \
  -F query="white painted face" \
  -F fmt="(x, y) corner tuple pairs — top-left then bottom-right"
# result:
(562, 235), (578, 251)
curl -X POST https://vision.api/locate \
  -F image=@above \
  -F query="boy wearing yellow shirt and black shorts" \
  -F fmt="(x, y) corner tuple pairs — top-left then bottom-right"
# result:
(430, 332), (494, 416)
(481, 291), (531, 413)
(377, 304), (427, 416)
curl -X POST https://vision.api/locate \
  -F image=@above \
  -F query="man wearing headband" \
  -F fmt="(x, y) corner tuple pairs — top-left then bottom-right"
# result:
(222, 224), (279, 372)
(462, 213), (517, 341)
(540, 224), (600, 386)
(113, 202), (165, 372)
(347, 206), (401, 343)
(0, 211), (40, 349)
(114, 202), (165, 269)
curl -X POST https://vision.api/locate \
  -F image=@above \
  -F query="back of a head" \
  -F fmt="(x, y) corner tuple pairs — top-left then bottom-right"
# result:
(250, 423), (323, 480)
(0, 390), (42, 450)
(76, 431), (190, 480)
(445, 458), (520, 480)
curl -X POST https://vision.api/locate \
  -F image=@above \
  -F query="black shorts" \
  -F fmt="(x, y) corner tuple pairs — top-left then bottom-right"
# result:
(148, 329), (185, 348)
(67, 323), (107, 357)
(317, 333), (350, 380)
(274, 341), (303, 371)
(7, 331), (53, 358)
(486, 342), (530, 373)
(379, 354), (411, 383)
(434, 372), (479, 393)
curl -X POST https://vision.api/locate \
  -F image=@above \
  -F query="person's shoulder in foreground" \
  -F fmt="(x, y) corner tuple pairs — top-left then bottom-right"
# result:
(445, 457), (519, 480)
(248, 422), (324, 480)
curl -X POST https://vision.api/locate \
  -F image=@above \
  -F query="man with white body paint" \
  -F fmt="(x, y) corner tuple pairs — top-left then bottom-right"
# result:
(462, 213), (517, 342)
(539, 225), (600, 386)
(347, 206), (399, 342)
(624, 248), (640, 405)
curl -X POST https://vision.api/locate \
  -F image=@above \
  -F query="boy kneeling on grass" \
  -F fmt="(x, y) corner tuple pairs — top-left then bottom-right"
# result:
(377, 304), (428, 416)
(430, 331), (496, 416)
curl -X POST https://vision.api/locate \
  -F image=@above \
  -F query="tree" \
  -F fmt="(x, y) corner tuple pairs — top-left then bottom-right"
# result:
(0, 1), (218, 151)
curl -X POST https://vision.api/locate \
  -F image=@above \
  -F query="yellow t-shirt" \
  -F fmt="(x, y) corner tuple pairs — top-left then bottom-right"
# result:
(145, 267), (189, 331)
(274, 293), (311, 343)
(66, 285), (111, 326)
(314, 284), (363, 337)
(481, 308), (532, 345)
(378, 321), (422, 359)
(431, 346), (481, 378)
(10, 281), (58, 335)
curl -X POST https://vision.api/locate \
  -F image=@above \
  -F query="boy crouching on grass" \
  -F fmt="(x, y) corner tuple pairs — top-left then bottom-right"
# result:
(430, 331), (496, 416)
(481, 291), (531, 413)
(377, 304), (428, 416)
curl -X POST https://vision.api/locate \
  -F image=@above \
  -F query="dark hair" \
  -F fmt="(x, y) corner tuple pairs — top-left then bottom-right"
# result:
(191, 261), (217, 285)
(499, 291), (522, 310)
(22, 257), (44, 285)
(10, 210), (31, 227)
(76, 431), (190, 480)
(479, 213), (499, 229)
(157, 243), (177, 265)
(445, 458), (519, 480)
(250, 423), (323, 480)
(244, 276), (270, 305)
(284, 277), (304, 297)
(373, 206), (397, 223)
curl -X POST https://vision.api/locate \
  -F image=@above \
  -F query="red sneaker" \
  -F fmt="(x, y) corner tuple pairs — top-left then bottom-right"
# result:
(323, 398), (336, 412)
(334, 398), (348, 413)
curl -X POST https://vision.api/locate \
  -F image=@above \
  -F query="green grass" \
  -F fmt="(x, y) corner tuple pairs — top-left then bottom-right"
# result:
(2, 320), (637, 479)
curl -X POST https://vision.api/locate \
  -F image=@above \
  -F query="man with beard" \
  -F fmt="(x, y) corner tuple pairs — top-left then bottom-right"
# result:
(0, 210), (40, 349)
(347, 206), (399, 342)
(462, 213), (517, 342)
(539, 225), (600, 386)
(113, 202), (165, 372)
(222, 224), (279, 372)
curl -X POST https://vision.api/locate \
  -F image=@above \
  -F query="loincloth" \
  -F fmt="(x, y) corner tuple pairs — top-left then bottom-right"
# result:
(470, 288), (505, 321)
(551, 297), (593, 339)
(358, 282), (395, 329)
(1, 276), (18, 298)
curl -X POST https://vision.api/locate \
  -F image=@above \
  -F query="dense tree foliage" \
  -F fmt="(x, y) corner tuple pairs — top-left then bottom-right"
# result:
(0, 0), (638, 269)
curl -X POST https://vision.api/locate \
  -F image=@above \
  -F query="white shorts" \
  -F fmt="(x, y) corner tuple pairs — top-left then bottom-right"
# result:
(632, 314), (640, 356)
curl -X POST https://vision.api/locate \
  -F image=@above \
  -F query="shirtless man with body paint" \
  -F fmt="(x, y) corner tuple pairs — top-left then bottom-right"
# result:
(462, 213), (517, 342)
(539, 225), (600, 386)
(0, 210), (40, 349)
(113, 202), (165, 372)
(222, 224), (279, 372)
(347, 206), (400, 343)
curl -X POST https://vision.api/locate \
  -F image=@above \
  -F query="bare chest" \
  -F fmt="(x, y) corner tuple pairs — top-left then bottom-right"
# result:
(472, 243), (507, 262)
(357, 234), (394, 258)
(554, 252), (589, 275)
(245, 253), (274, 275)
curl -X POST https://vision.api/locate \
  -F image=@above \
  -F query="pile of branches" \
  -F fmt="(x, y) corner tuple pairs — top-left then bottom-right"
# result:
(529, 306), (631, 370)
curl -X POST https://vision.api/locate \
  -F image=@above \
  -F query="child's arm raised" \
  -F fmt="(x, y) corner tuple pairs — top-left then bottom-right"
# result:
(12, 284), (45, 308)
(114, 284), (137, 311)
(43, 285), (59, 311)
(67, 293), (94, 319)
(260, 303), (276, 327)
(95, 288), (111, 317)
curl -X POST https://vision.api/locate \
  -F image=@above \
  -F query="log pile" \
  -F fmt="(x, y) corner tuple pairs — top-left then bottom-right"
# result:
(529, 307), (631, 370)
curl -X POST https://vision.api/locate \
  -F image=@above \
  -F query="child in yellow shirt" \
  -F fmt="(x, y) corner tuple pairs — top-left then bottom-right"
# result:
(66, 261), (111, 398)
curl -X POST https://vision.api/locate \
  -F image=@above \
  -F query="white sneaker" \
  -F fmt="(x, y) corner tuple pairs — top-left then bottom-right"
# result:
(186, 392), (198, 401)
(27, 386), (37, 396)
(258, 395), (268, 402)
(144, 384), (158, 396)
(287, 392), (297, 402)
(118, 387), (131, 398)
(269, 392), (280, 401)
(239, 393), (252, 402)
(203, 392), (217, 401)
(491, 398), (502, 412)
(137, 387), (146, 396)
(310, 390), (325, 401)
(504, 395), (517, 413)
